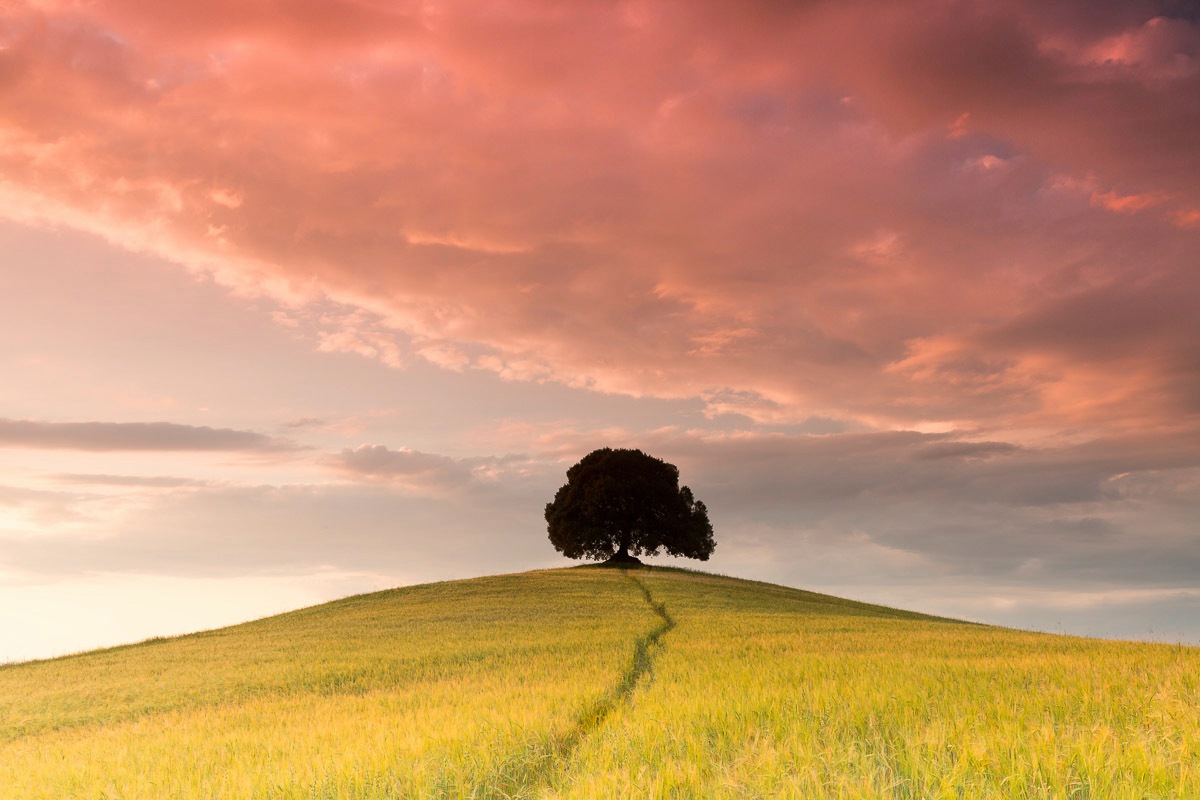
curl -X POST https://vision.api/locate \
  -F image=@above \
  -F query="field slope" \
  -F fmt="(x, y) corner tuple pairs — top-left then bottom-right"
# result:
(2, 567), (1197, 798)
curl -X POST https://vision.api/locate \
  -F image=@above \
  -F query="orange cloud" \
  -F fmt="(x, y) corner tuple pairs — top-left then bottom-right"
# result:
(1173, 208), (1200, 228)
(1090, 188), (1169, 213)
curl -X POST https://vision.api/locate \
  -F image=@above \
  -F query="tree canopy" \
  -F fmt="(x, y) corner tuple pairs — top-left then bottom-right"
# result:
(545, 448), (715, 564)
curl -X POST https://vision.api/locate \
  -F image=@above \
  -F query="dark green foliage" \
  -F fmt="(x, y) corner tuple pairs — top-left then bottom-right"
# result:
(545, 448), (715, 562)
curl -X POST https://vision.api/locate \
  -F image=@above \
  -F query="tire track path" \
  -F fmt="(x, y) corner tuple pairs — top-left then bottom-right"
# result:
(480, 570), (674, 798)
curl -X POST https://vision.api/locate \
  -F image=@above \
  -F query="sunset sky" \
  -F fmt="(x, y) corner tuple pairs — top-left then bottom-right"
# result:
(2, 0), (1199, 662)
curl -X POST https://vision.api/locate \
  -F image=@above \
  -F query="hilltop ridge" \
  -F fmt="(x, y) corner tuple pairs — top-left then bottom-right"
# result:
(2, 566), (1196, 798)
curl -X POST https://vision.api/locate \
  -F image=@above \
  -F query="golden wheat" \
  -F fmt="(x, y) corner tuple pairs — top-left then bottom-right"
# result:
(2, 567), (1196, 799)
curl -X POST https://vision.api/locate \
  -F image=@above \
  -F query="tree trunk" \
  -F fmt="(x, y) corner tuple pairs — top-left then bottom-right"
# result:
(603, 539), (643, 567)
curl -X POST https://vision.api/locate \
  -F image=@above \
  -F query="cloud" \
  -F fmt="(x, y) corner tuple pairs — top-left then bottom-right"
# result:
(913, 441), (1022, 460)
(0, 484), (93, 530)
(1090, 188), (1170, 213)
(329, 444), (542, 494)
(504, 423), (1200, 589)
(3, 1), (1200, 650)
(0, 481), (557, 581)
(1, 425), (1195, 632)
(0, 0), (1196, 434)
(50, 473), (207, 488)
(2, 424), (1197, 644)
(0, 418), (296, 452)
(330, 445), (473, 492)
(1068, 14), (1200, 81)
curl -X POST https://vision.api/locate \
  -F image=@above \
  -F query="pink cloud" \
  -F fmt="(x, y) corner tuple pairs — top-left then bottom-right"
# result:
(1071, 15), (1200, 81)
(1, 0), (1197, 436)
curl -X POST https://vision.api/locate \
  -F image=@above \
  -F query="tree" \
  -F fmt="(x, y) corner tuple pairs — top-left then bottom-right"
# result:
(545, 448), (715, 565)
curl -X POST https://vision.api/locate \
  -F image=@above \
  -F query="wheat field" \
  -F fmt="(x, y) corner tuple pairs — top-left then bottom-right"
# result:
(2, 567), (1196, 798)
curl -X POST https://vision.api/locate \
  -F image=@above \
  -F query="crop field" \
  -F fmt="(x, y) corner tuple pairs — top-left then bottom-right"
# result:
(2, 566), (1197, 798)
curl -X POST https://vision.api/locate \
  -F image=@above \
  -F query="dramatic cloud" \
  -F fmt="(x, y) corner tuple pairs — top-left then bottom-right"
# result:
(0, 418), (295, 452)
(2, 0), (1197, 431)
(3, 1), (1199, 657)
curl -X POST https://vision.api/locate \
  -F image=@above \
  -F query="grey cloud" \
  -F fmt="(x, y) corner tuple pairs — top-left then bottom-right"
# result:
(544, 427), (1200, 591)
(649, 429), (1200, 511)
(283, 417), (327, 429)
(913, 441), (1022, 460)
(0, 418), (297, 453)
(3, 426), (1198, 644)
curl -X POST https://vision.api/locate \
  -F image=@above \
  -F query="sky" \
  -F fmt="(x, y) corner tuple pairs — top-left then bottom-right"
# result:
(2, 0), (1199, 662)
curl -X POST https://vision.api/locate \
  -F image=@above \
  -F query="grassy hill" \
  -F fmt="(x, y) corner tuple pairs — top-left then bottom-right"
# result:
(2, 567), (1197, 798)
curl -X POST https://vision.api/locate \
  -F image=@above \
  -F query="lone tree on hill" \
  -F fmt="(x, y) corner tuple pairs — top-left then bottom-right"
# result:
(545, 448), (715, 566)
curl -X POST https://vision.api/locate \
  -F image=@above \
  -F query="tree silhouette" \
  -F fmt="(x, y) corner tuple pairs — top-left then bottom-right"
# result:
(545, 448), (715, 565)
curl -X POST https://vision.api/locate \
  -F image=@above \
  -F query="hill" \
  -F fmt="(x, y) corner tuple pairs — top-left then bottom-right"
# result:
(2, 567), (1197, 798)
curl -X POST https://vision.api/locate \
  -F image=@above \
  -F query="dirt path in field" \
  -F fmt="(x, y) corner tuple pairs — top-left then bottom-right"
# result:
(481, 570), (674, 798)
(591, 572), (676, 728)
